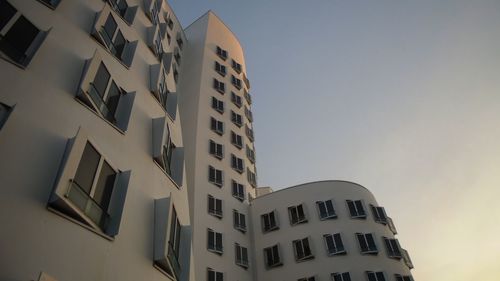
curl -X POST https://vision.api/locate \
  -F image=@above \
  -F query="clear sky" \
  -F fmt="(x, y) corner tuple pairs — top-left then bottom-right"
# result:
(170, 1), (500, 280)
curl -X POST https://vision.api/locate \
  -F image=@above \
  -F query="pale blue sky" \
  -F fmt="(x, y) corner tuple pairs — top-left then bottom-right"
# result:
(170, 1), (500, 280)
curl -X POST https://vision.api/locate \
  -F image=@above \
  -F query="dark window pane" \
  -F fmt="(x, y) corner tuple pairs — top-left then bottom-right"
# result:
(114, 30), (126, 57)
(103, 14), (117, 40)
(0, 0), (17, 30)
(93, 160), (116, 211)
(2, 16), (39, 62)
(105, 80), (121, 117)
(74, 143), (101, 193)
(93, 63), (111, 97)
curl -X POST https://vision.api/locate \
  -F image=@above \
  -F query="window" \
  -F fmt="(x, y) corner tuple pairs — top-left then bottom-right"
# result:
(288, 204), (307, 225)
(317, 200), (337, 220)
(371, 205), (388, 224)
(0, 0), (48, 67)
(245, 125), (254, 142)
(331, 272), (351, 281)
(152, 117), (184, 187)
(213, 78), (225, 94)
(210, 117), (224, 136)
(167, 207), (181, 277)
(383, 237), (402, 259)
(216, 46), (227, 60)
(208, 166), (223, 187)
(395, 274), (413, 281)
(261, 210), (279, 232)
(150, 54), (177, 120)
(244, 90), (252, 105)
(233, 210), (246, 232)
(346, 200), (366, 218)
(166, 32), (171, 45)
(231, 111), (243, 127)
(37, 0), (61, 9)
(215, 61), (226, 76)
(231, 154), (244, 173)
(246, 145), (255, 163)
(174, 47), (181, 66)
(231, 131), (243, 149)
(324, 233), (346, 255)
(207, 268), (223, 281)
(232, 180), (245, 201)
(235, 243), (249, 268)
(0, 102), (12, 130)
(293, 237), (314, 261)
(366, 271), (386, 281)
(166, 17), (174, 30)
(244, 106), (253, 122)
(231, 75), (242, 90)
(247, 168), (257, 188)
(209, 140), (223, 159)
(298, 277), (315, 281)
(107, 0), (138, 25)
(176, 33), (183, 50)
(231, 59), (242, 73)
(48, 129), (131, 237)
(208, 195), (223, 218)
(207, 229), (223, 254)
(149, 23), (165, 59)
(356, 233), (378, 254)
(77, 56), (136, 132)
(173, 64), (179, 83)
(263, 244), (282, 268)
(146, 0), (161, 24)
(211, 96), (224, 114)
(231, 92), (242, 108)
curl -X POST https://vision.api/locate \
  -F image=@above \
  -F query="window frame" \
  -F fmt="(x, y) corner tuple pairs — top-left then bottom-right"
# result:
(346, 199), (367, 219)
(231, 110), (243, 127)
(263, 244), (282, 268)
(207, 228), (223, 254)
(356, 233), (378, 255)
(213, 78), (225, 94)
(231, 131), (243, 149)
(288, 203), (308, 225)
(231, 180), (245, 201)
(317, 199), (337, 220)
(261, 210), (279, 233)
(292, 237), (314, 262)
(209, 139), (224, 160)
(231, 92), (242, 108)
(323, 233), (346, 256)
(215, 61), (227, 77)
(233, 210), (247, 232)
(383, 237), (402, 259)
(331, 272), (351, 281)
(208, 165), (223, 187)
(210, 117), (224, 136)
(211, 96), (224, 114)
(231, 154), (244, 174)
(235, 243), (249, 268)
(216, 46), (227, 60)
(366, 271), (386, 281)
(207, 194), (223, 219)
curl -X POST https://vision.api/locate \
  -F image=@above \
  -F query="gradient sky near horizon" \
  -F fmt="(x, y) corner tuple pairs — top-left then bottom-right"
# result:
(170, 1), (500, 280)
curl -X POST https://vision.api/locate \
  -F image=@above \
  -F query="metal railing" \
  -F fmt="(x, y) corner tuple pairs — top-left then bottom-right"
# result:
(387, 217), (398, 234)
(402, 249), (414, 269)
(65, 180), (110, 229)
(167, 241), (181, 280)
(88, 83), (117, 124)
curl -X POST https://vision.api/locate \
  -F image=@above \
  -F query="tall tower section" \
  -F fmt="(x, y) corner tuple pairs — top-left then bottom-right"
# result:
(179, 11), (256, 281)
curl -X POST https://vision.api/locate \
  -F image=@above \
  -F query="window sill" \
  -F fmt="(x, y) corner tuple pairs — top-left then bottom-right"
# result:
(290, 219), (308, 226)
(350, 215), (367, 219)
(207, 248), (223, 255)
(90, 36), (131, 70)
(75, 98), (126, 135)
(149, 92), (176, 122)
(319, 215), (338, 221)
(153, 159), (181, 190)
(47, 206), (114, 241)
(295, 255), (315, 263)
(263, 226), (280, 233)
(327, 251), (347, 257)
(153, 263), (177, 281)
(265, 263), (283, 270)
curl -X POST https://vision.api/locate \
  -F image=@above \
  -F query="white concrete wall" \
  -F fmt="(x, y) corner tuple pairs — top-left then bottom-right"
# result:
(0, 0), (193, 280)
(250, 180), (413, 281)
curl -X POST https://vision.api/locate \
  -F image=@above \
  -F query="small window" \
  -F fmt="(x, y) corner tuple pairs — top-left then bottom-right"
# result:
(231, 131), (243, 149)
(211, 97), (224, 114)
(216, 46), (227, 60)
(261, 210), (279, 232)
(173, 64), (179, 83)
(317, 200), (336, 220)
(245, 125), (254, 142)
(207, 228), (223, 254)
(231, 110), (243, 127)
(231, 154), (244, 174)
(366, 271), (386, 281)
(146, 0), (161, 24)
(207, 268), (223, 281)
(331, 272), (351, 281)
(231, 92), (242, 108)
(293, 237), (314, 261)
(232, 180), (245, 201)
(324, 233), (346, 256)
(246, 145), (255, 163)
(168, 207), (181, 277)
(346, 200), (366, 218)
(174, 47), (181, 66)
(231, 59), (242, 74)
(208, 195), (223, 218)
(394, 274), (413, 281)
(298, 277), (315, 281)
(166, 17), (174, 30)
(231, 75), (242, 90)
(208, 166), (223, 187)
(0, 102), (12, 130)
(235, 243), (249, 268)
(288, 204), (307, 225)
(356, 233), (378, 254)
(152, 117), (184, 187)
(160, 127), (175, 175)
(213, 78), (225, 94)
(383, 237), (402, 259)
(244, 106), (253, 122)
(371, 205), (388, 224)
(233, 210), (246, 232)
(215, 61), (226, 76)
(0, 0), (48, 68)
(176, 33), (183, 50)
(108, 0), (138, 25)
(263, 244), (282, 268)
(244, 90), (252, 105)
(247, 168), (256, 188)
(210, 117), (224, 136)
(166, 32), (171, 45)
(150, 23), (165, 59)
(209, 140), (223, 160)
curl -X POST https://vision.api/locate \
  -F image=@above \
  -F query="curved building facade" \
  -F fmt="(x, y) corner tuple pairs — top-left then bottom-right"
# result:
(250, 181), (414, 281)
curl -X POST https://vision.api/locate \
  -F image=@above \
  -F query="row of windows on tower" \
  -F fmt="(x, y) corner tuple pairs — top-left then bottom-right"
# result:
(297, 272), (413, 281)
(209, 165), (256, 189)
(210, 116), (254, 143)
(260, 200), (396, 233)
(211, 96), (253, 123)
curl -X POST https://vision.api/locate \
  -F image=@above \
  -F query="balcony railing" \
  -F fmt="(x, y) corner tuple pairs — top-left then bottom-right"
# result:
(65, 180), (110, 229)
(88, 83), (117, 125)
(167, 241), (181, 280)
(208, 243), (223, 254)
(236, 258), (249, 267)
(402, 249), (414, 269)
(387, 217), (398, 234)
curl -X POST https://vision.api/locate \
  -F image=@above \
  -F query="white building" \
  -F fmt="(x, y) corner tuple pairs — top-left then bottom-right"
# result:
(0, 1), (414, 281)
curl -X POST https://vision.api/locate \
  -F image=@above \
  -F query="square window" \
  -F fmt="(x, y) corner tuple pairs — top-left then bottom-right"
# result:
(356, 233), (378, 254)
(366, 271), (386, 281)
(210, 117), (224, 136)
(346, 199), (366, 218)
(233, 210), (246, 232)
(331, 272), (351, 281)
(288, 204), (308, 225)
(207, 229), (223, 254)
(231, 154), (244, 173)
(317, 200), (337, 220)
(208, 166), (223, 187)
(293, 237), (314, 261)
(208, 195), (223, 218)
(264, 244), (282, 268)
(216, 46), (227, 60)
(261, 210), (279, 232)
(207, 268), (223, 281)
(324, 233), (346, 255)
(209, 140), (224, 159)
(232, 180), (245, 201)
(235, 243), (249, 268)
